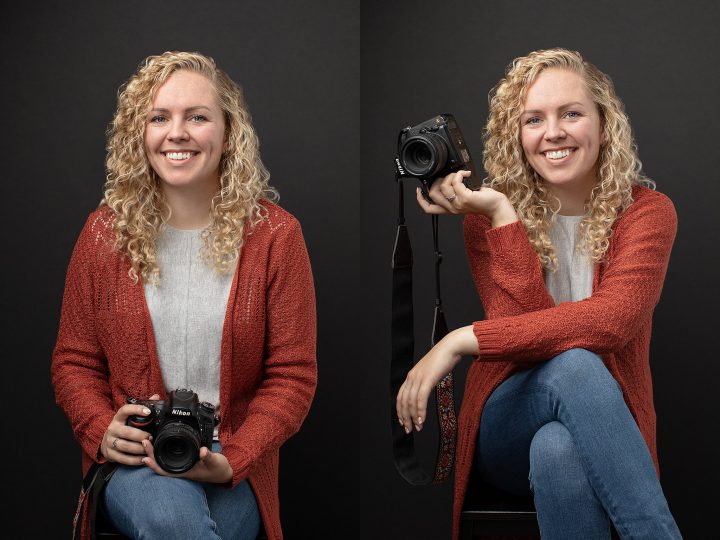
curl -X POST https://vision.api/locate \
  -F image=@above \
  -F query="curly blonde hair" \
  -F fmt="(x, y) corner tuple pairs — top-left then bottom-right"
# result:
(483, 48), (653, 269)
(101, 51), (278, 284)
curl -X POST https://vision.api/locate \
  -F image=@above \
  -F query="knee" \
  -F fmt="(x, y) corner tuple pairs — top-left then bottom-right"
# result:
(541, 348), (619, 396)
(529, 422), (585, 495)
(135, 497), (216, 538)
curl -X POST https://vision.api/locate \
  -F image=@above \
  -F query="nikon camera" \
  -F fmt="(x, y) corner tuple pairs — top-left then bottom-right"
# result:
(126, 388), (219, 473)
(396, 113), (483, 195)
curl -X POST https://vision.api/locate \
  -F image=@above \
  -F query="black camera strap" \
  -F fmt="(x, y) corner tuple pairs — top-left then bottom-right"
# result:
(391, 173), (457, 485)
(72, 461), (118, 540)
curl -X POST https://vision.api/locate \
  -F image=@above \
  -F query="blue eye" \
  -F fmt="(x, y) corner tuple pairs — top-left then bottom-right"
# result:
(524, 116), (541, 125)
(190, 114), (207, 122)
(565, 111), (581, 119)
(149, 115), (167, 123)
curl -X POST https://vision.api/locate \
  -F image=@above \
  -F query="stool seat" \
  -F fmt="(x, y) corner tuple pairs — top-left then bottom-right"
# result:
(459, 471), (540, 539)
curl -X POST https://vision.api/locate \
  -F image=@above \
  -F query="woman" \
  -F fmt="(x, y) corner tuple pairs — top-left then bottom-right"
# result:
(51, 51), (317, 540)
(396, 49), (682, 539)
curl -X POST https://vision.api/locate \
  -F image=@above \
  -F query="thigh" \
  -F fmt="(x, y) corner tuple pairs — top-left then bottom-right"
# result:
(102, 464), (218, 539)
(204, 442), (261, 540)
(476, 367), (547, 495)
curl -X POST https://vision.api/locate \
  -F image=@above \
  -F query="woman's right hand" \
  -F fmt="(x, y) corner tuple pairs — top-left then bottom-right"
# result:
(100, 394), (160, 465)
(417, 170), (518, 227)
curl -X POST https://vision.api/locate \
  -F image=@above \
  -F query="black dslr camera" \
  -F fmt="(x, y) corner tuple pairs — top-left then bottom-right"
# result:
(396, 113), (482, 199)
(126, 388), (220, 474)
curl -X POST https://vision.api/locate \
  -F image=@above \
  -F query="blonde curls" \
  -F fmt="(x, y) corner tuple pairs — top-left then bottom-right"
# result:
(101, 51), (278, 284)
(483, 48), (653, 270)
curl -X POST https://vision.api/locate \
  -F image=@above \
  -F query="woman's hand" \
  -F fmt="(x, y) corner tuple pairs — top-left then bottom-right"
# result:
(396, 326), (479, 433)
(142, 441), (234, 483)
(417, 170), (518, 227)
(101, 394), (161, 465)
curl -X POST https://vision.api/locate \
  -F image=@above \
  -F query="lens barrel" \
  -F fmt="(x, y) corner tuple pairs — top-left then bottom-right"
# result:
(154, 421), (202, 474)
(399, 134), (448, 178)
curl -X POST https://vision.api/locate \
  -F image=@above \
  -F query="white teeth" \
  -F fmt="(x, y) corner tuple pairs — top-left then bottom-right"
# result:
(544, 149), (571, 160)
(166, 152), (194, 160)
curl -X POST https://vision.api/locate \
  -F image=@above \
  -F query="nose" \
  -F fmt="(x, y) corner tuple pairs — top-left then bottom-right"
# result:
(167, 119), (189, 141)
(544, 118), (566, 141)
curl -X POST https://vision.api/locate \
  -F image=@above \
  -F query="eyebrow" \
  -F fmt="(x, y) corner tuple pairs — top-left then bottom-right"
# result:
(521, 102), (586, 115)
(149, 106), (213, 113)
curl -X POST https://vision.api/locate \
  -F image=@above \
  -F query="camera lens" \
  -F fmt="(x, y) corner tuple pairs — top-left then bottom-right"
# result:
(154, 421), (202, 474)
(399, 134), (448, 178)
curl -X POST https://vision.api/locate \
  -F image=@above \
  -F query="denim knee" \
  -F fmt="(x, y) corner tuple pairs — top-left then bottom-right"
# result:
(539, 348), (620, 397)
(529, 421), (585, 495)
(134, 492), (217, 538)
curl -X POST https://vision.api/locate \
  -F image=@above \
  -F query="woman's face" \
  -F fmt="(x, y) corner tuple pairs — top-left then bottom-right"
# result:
(520, 68), (602, 197)
(144, 70), (226, 193)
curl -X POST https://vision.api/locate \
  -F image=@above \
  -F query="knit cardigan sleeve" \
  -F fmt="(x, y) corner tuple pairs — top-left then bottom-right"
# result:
(222, 217), (317, 487)
(51, 214), (116, 462)
(466, 189), (677, 362)
(464, 214), (555, 318)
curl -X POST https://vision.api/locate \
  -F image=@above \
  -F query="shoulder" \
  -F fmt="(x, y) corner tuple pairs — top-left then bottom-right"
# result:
(74, 206), (117, 253)
(617, 185), (677, 232)
(253, 200), (303, 238)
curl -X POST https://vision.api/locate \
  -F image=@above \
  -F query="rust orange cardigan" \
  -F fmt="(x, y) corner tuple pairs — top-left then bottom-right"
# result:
(452, 185), (677, 539)
(51, 203), (317, 540)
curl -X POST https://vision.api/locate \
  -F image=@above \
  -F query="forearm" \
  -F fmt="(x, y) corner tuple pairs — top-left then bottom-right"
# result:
(489, 196), (519, 228)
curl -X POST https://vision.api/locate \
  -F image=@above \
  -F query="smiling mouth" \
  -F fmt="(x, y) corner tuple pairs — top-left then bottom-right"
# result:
(542, 148), (577, 160)
(163, 151), (198, 161)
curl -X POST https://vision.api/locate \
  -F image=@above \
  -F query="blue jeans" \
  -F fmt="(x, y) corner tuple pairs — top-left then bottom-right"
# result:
(101, 442), (260, 540)
(475, 348), (682, 540)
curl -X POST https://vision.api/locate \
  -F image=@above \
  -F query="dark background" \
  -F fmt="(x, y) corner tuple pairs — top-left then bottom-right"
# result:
(360, 1), (719, 540)
(2, 1), (718, 539)
(0, 1), (360, 538)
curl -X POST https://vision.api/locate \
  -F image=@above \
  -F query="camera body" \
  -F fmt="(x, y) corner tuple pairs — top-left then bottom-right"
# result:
(126, 388), (219, 474)
(396, 113), (482, 194)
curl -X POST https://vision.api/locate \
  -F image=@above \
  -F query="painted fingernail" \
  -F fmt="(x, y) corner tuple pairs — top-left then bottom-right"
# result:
(414, 424), (420, 431)
(404, 426), (411, 434)
(398, 418), (403, 426)
(417, 416), (424, 424)
(143, 408), (151, 415)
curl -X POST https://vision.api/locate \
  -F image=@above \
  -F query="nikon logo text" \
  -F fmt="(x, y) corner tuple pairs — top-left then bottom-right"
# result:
(172, 409), (191, 416)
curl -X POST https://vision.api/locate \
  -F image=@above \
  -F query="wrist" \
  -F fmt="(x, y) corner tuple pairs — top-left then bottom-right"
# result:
(490, 196), (518, 228)
(443, 325), (479, 362)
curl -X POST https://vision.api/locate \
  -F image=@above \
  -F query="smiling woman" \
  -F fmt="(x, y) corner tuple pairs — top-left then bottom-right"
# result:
(51, 51), (317, 540)
(397, 48), (682, 539)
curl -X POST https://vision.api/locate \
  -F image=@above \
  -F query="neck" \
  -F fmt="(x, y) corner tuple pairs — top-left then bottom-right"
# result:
(548, 172), (598, 216)
(162, 180), (218, 229)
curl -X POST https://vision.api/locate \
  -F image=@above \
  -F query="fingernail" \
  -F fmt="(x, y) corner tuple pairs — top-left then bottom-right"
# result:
(417, 416), (424, 424)
(142, 439), (147, 448)
(143, 408), (151, 414)
(398, 418), (403, 426)
(148, 435), (153, 441)
(404, 426), (410, 434)
(141, 458), (148, 464)
(414, 424), (420, 431)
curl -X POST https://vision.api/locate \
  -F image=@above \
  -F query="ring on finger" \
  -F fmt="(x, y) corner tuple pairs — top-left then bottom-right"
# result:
(445, 194), (457, 202)
(112, 438), (119, 450)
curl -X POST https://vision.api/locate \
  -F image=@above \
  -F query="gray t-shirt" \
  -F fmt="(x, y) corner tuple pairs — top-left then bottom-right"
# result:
(545, 215), (593, 304)
(143, 224), (233, 436)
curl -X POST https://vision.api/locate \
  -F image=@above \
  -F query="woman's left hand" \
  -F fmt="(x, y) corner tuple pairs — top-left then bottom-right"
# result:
(396, 325), (479, 433)
(141, 440), (234, 483)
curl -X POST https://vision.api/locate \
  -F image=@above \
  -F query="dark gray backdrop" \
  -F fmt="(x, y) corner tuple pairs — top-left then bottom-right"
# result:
(1, 1), (360, 538)
(2, 1), (718, 539)
(360, 1), (718, 540)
